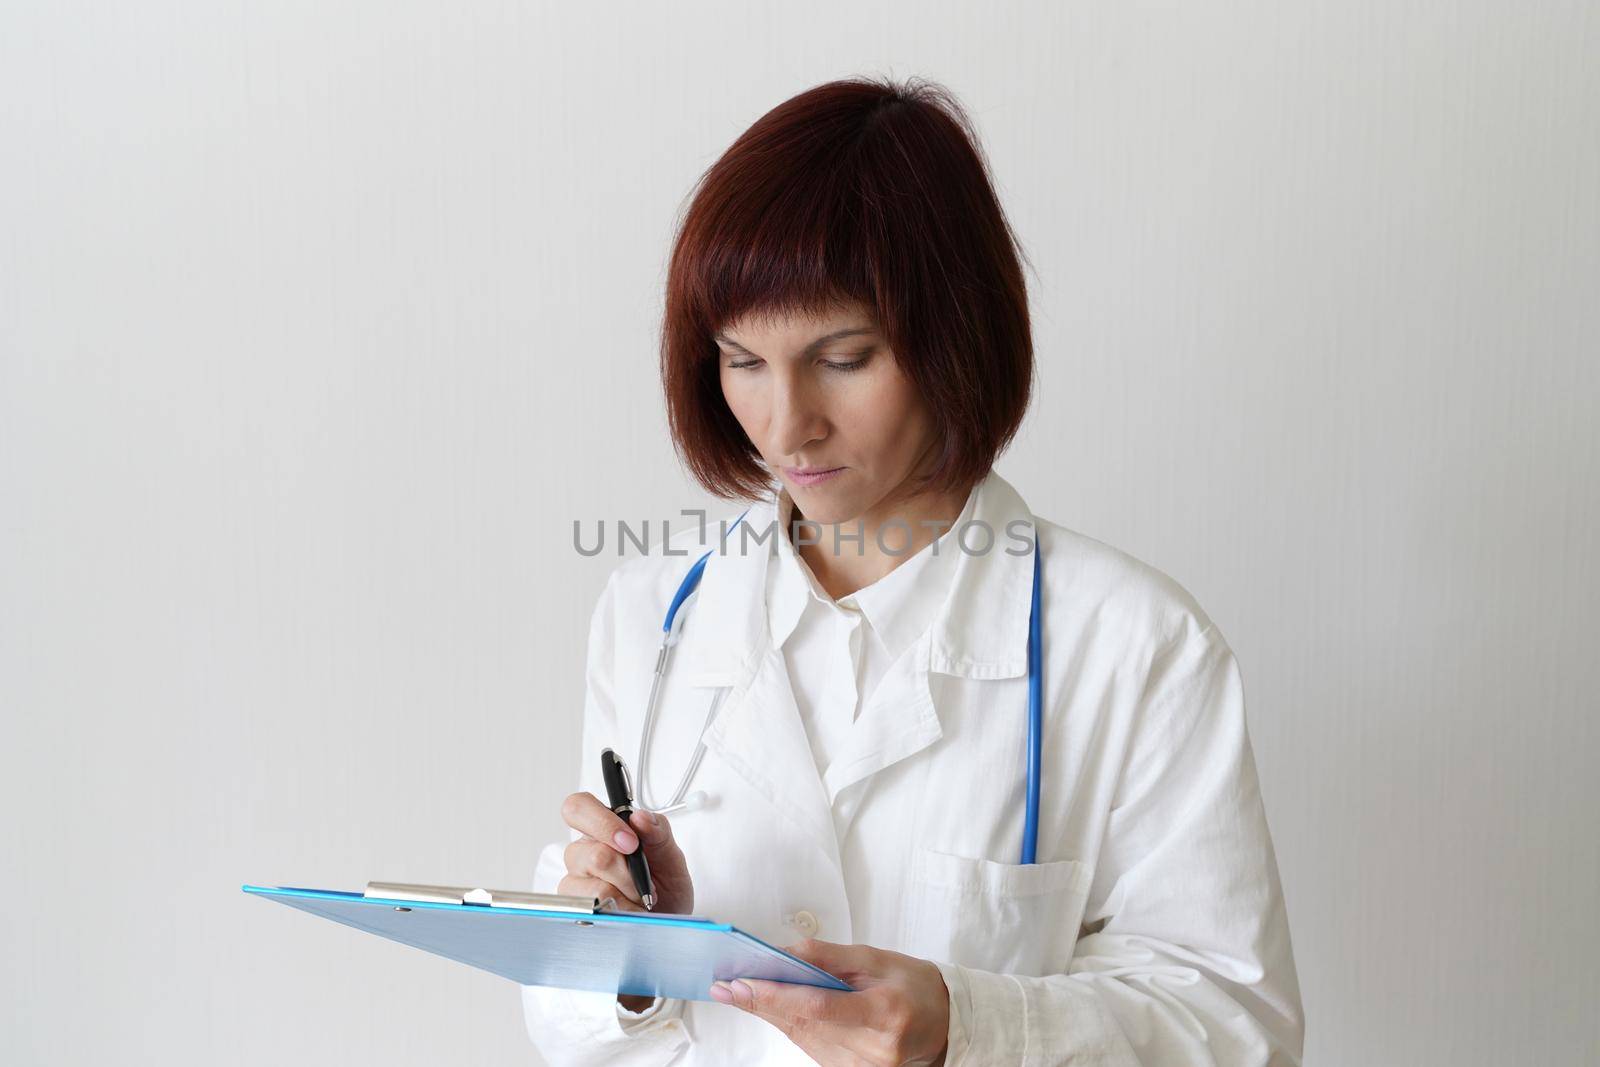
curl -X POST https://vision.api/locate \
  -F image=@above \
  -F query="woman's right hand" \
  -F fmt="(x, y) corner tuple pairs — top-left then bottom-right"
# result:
(558, 792), (694, 1014)
(557, 791), (695, 916)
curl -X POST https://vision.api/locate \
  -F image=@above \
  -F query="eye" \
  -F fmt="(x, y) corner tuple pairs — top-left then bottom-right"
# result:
(722, 351), (874, 372)
(823, 354), (873, 373)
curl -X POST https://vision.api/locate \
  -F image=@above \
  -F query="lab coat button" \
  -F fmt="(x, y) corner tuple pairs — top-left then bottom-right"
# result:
(789, 909), (820, 937)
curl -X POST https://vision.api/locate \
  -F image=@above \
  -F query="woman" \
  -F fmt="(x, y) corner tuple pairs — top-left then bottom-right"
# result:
(521, 76), (1304, 1066)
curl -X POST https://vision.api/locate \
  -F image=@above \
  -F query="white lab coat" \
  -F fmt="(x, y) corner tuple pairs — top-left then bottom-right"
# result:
(521, 470), (1304, 1065)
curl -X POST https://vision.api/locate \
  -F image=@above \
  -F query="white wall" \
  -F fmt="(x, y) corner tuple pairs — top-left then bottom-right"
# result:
(2, 2), (1594, 1063)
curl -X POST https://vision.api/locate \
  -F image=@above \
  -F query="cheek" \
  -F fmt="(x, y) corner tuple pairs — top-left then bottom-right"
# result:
(839, 373), (925, 448)
(719, 375), (763, 433)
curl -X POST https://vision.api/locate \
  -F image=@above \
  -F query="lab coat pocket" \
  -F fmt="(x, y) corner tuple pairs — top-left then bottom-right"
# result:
(898, 848), (1092, 977)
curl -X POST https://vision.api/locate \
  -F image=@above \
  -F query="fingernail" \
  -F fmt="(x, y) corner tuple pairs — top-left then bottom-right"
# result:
(709, 981), (733, 1004)
(648, 811), (660, 827)
(729, 979), (752, 1007)
(613, 829), (638, 852)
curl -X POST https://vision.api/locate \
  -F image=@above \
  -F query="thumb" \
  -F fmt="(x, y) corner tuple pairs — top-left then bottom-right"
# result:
(628, 808), (677, 849)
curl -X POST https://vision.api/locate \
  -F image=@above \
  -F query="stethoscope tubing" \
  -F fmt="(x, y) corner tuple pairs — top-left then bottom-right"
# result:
(1022, 539), (1043, 864)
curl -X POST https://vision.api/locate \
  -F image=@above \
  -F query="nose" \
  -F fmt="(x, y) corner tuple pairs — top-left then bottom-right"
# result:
(769, 375), (828, 458)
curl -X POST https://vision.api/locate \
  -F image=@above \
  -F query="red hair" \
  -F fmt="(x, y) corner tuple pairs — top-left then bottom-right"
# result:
(660, 75), (1035, 501)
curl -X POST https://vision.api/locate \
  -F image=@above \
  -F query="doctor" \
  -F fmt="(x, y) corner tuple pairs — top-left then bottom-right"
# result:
(522, 76), (1303, 1065)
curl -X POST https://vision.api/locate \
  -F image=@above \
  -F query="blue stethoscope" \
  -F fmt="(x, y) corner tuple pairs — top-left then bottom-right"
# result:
(634, 505), (1045, 864)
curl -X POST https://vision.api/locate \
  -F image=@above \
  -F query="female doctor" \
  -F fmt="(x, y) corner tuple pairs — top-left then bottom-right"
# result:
(521, 76), (1304, 1066)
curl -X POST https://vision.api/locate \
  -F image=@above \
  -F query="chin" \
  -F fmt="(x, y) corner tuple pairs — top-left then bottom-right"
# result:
(788, 490), (868, 527)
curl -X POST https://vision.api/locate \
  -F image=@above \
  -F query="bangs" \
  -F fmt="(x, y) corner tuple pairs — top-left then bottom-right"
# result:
(671, 112), (888, 339)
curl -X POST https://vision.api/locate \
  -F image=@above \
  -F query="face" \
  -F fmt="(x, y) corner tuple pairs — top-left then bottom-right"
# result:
(715, 302), (939, 525)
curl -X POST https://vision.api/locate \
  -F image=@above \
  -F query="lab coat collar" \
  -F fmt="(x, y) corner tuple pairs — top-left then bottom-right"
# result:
(676, 468), (1038, 688)
(929, 469), (1037, 680)
(763, 498), (812, 655)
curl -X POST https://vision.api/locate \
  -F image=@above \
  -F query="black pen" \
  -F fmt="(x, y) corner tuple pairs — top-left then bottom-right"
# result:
(599, 748), (656, 910)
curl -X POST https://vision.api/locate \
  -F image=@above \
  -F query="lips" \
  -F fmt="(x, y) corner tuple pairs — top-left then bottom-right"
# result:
(785, 466), (846, 487)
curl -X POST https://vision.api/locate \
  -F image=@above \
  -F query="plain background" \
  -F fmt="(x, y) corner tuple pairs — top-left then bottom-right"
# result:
(2, 2), (1595, 1064)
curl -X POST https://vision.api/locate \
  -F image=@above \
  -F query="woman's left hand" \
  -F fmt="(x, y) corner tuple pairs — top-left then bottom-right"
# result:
(709, 939), (950, 1066)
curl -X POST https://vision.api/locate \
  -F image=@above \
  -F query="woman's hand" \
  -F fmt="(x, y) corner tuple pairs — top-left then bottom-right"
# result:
(709, 939), (951, 1067)
(556, 791), (694, 914)
(556, 792), (694, 1013)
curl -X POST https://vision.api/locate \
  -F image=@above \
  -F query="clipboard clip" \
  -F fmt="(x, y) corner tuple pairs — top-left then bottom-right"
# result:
(363, 881), (620, 914)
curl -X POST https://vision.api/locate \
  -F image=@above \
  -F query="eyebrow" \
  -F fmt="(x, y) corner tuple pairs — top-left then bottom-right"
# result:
(712, 327), (875, 358)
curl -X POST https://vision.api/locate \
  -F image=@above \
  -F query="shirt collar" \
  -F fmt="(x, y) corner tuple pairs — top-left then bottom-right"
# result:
(766, 481), (978, 663)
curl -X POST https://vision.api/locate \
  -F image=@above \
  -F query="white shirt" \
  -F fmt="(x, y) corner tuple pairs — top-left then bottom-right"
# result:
(766, 482), (974, 786)
(520, 469), (1304, 1065)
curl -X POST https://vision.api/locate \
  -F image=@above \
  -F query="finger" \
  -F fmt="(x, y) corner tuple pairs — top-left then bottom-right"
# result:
(713, 977), (871, 1031)
(556, 873), (643, 913)
(719, 994), (868, 1062)
(730, 983), (906, 1067)
(560, 791), (639, 854)
(707, 986), (863, 1066)
(562, 838), (644, 905)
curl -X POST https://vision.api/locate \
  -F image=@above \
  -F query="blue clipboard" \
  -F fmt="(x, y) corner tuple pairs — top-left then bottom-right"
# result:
(242, 884), (853, 1002)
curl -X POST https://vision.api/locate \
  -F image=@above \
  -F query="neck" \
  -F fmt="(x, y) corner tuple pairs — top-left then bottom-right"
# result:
(789, 484), (968, 600)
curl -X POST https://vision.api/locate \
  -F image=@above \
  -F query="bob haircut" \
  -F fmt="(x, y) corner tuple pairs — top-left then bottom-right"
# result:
(660, 75), (1035, 502)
